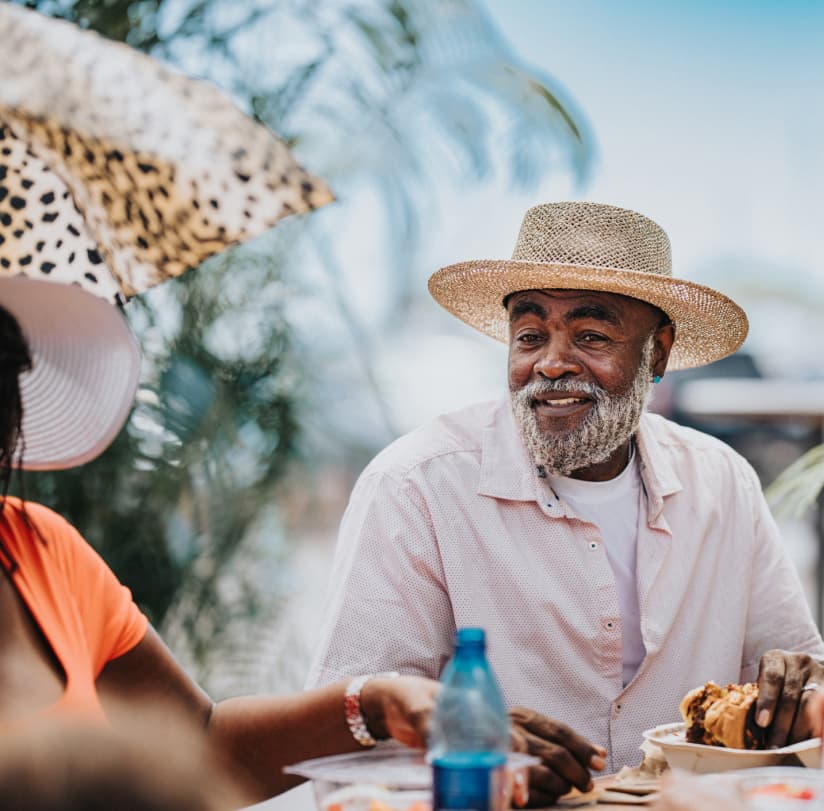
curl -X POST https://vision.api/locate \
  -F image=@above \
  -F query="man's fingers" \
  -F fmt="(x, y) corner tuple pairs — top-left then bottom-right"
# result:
(510, 706), (606, 768)
(525, 787), (564, 809)
(526, 764), (573, 806)
(510, 727), (529, 753)
(509, 706), (608, 803)
(751, 651), (824, 745)
(790, 690), (817, 744)
(520, 731), (594, 794)
(805, 690), (824, 740)
(764, 656), (813, 747)
(766, 684), (801, 748)
(755, 651), (786, 729)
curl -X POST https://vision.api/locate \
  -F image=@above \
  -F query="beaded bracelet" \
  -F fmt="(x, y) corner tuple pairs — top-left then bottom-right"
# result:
(344, 672), (400, 747)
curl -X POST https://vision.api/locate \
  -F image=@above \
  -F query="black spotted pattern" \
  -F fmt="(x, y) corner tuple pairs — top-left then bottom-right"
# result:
(0, 119), (121, 300)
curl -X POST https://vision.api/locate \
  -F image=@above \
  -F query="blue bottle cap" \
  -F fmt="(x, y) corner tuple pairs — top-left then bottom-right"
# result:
(455, 627), (486, 646)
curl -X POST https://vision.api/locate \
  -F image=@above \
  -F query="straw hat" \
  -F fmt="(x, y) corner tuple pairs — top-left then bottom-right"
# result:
(428, 202), (748, 370)
(0, 277), (140, 471)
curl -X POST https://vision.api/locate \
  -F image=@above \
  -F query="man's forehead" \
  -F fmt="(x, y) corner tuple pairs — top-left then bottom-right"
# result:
(506, 288), (637, 309)
(505, 288), (668, 326)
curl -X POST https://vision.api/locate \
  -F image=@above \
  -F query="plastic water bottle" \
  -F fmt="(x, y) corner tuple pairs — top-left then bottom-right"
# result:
(429, 627), (510, 811)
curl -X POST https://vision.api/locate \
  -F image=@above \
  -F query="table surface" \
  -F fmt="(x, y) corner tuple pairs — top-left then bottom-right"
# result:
(249, 775), (650, 810)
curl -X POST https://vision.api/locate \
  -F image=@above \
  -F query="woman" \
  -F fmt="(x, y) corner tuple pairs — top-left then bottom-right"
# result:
(0, 279), (438, 804)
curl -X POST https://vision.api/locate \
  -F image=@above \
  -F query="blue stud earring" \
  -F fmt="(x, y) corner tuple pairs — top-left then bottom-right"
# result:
(653, 375), (662, 384)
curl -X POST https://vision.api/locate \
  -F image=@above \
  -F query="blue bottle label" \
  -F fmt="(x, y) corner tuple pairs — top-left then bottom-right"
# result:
(432, 760), (506, 811)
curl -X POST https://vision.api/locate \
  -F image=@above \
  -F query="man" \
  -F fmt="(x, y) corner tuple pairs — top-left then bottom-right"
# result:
(307, 202), (824, 803)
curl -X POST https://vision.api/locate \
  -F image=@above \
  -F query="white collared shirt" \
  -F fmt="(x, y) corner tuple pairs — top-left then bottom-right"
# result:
(307, 399), (824, 772)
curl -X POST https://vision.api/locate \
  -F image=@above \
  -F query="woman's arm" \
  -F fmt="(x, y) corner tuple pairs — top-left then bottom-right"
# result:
(97, 626), (438, 801)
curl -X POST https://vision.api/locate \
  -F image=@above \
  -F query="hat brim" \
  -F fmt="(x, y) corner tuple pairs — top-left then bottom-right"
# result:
(428, 259), (749, 371)
(0, 277), (140, 470)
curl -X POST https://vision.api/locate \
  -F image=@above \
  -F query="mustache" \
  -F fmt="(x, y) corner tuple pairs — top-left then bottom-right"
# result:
(515, 378), (605, 401)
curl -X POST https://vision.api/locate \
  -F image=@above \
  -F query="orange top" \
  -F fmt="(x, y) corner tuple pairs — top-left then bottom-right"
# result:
(0, 497), (148, 723)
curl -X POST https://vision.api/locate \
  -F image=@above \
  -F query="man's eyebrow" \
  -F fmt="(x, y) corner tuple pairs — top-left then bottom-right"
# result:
(565, 304), (621, 326)
(508, 300), (547, 323)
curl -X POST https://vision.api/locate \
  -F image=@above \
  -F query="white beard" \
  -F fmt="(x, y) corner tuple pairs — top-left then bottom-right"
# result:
(510, 334), (655, 477)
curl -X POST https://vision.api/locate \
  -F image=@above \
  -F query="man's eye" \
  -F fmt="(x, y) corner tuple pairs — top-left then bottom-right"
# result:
(517, 333), (542, 344)
(580, 333), (608, 343)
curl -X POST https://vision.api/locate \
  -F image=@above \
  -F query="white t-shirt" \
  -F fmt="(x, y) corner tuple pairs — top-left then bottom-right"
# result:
(548, 445), (644, 686)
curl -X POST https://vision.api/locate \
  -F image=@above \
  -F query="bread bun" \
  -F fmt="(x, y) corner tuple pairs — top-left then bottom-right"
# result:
(704, 683), (760, 749)
(680, 681), (763, 749)
(680, 681), (725, 744)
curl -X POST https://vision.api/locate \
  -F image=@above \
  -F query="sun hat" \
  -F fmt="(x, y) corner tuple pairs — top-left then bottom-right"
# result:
(0, 276), (140, 471)
(428, 201), (748, 370)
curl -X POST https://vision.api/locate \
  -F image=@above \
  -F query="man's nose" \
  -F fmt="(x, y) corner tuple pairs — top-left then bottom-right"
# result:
(534, 342), (582, 380)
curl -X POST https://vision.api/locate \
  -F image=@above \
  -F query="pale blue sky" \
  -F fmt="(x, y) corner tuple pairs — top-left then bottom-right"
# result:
(480, 0), (823, 276)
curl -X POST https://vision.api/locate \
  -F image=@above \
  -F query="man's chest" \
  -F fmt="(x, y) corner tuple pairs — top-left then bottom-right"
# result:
(428, 493), (752, 643)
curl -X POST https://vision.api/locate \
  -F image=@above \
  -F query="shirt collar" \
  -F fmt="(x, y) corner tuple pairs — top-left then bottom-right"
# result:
(478, 399), (541, 502)
(635, 413), (683, 522)
(478, 401), (684, 512)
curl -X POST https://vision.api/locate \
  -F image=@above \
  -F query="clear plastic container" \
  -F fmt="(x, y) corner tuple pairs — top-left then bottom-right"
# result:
(285, 745), (536, 811)
(736, 766), (824, 809)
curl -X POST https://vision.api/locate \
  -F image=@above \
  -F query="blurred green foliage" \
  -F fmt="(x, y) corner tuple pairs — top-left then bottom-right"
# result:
(18, 251), (302, 631)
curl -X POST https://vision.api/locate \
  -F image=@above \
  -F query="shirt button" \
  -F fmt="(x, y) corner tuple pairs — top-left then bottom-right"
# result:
(604, 620), (615, 630)
(588, 541), (599, 550)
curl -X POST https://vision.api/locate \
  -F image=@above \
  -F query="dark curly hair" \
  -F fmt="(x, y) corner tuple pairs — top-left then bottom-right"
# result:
(0, 303), (33, 570)
(0, 304), (31, 482)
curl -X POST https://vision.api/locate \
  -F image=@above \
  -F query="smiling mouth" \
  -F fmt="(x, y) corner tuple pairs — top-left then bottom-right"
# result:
(532, 396), (590, 408)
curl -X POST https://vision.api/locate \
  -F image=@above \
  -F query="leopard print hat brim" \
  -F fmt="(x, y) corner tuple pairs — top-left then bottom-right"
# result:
(0, 277), (140, 471)
(0, 4), (334, 302)
(0, 5), (336, 469)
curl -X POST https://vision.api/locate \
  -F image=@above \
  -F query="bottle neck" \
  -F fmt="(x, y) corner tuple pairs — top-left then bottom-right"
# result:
(455, 641), (486, 661)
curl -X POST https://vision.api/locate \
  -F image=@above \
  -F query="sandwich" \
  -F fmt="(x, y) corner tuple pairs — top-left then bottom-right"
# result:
(679, 681), (765, 749)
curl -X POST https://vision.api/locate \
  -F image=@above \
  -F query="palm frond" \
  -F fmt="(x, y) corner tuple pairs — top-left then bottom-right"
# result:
(766, 444), (824, 517)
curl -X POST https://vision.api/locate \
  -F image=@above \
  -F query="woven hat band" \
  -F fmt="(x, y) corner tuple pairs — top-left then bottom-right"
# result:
(511, 202), (672, 277)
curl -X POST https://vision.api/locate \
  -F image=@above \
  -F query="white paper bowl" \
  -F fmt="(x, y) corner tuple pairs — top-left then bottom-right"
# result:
(643, 723), (822, 774)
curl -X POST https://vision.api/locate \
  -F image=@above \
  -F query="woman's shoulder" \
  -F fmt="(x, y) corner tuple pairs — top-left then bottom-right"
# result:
(2, 497), (72, 530)
(1, 498), (83, 554)
(0, 498), (98, 589)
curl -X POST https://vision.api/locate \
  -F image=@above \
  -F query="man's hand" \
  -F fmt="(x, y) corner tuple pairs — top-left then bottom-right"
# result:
(755, 650), (824, 747)
(509, 706), (607, 808)
(805, 689), (824, 738)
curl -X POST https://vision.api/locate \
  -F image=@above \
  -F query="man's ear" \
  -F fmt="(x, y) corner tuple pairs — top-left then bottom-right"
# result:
(652, 322), (675, 377)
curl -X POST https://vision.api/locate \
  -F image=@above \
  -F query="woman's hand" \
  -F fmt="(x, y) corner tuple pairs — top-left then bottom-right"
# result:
(360, 675), (440, 748)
